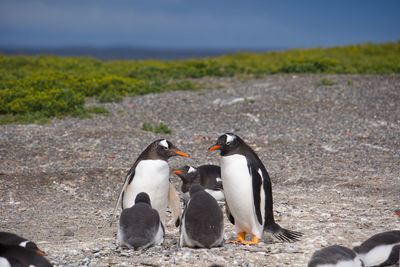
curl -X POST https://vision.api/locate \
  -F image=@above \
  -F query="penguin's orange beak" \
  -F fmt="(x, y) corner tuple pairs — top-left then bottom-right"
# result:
(173, 170), (183, 174)
(36, 250), (45, 256)
(208, 144), (222, 151)
(172, 150), (189, 157)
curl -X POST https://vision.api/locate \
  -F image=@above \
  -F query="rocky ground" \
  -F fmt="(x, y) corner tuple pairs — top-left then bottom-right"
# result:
(1, 74), (399, 266)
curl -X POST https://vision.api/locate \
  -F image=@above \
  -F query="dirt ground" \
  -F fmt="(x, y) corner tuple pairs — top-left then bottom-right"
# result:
(1, 74), (399, 266)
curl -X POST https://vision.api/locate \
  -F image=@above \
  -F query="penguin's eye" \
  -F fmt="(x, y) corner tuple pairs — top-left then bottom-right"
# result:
(226, 142), (231, 145)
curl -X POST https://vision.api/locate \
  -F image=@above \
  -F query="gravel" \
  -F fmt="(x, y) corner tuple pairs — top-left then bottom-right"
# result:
(1, 74), (399, 266)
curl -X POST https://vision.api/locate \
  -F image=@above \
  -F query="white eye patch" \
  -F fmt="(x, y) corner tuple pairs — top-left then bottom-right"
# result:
(159, 139), (169, 149)
(188, 166), (196, 173)
(19, 241), (29, 247)
(225, 134), (235, 144)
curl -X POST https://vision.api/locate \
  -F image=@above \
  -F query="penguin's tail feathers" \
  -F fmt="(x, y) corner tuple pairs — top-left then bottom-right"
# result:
(126, 237), (153, 250)
(265, 223), (302, 243)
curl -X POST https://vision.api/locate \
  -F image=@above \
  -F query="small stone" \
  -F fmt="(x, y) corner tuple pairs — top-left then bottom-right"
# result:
(64, 229), (74, 237)
(69, 250), (78, 256)
(91, 247), (100, 253)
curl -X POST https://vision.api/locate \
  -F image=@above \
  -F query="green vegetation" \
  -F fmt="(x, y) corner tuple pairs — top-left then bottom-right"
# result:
(315, 78), (337, 86)
(141, 122), (172, 134)
(346, 79), (354, 86)
(0, 105), (109, 125)
(0, 41), (399, 124)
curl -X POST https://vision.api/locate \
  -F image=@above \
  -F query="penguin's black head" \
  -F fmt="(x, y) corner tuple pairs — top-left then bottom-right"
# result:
(172, 165), (198, 183)
(208, 133), (242, 156)
(148, 139), (189, 160)
(24, 241), (45, 256)
(135, 192), (151, 206)
(189, 184), (204, 197)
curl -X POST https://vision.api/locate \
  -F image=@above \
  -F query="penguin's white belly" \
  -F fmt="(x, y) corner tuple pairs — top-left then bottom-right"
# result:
(221, 154), (263, 237)
(205, 189), (225, 201)
(123, 160), (169, 222)
(358, 242), (400, 266)
(0, 258), (11, 267)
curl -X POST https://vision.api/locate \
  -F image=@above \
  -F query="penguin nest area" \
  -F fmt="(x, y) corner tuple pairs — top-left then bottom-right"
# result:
(1, 74), (399, 267)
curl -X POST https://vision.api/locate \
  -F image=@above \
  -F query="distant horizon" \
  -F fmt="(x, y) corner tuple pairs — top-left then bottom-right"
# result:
(1, 41), (398, 60)
(0, 45), (276, 60)
(0, 40), (400, 60)
(1, 40), (397, 50)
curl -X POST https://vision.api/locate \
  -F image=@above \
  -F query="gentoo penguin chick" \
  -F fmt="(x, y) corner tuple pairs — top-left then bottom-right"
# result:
(117, 192), (164, 250)
(353, 230), (400, 267)
(208, 133), (302, 245)
(0, 231), (45, 256)
(172, 164), (224, 202)
(308, 245), (363, 267)
(0, 244), (52, 267)
(116, 139), (189, 225)
(179, 185), (224, 248)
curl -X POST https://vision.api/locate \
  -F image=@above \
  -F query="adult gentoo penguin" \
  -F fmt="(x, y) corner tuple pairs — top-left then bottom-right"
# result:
(0, 231), (45, 256)
(172, 164), (224, 202)
(116, 139), (189, 225)
(353, 230), (400, 267)
(208, 133), (302, 244)
(117, 192), (164, 250)
(0, 244), (52, 267)
(179, 185), (224, 248)
(308, 245), (363, 267)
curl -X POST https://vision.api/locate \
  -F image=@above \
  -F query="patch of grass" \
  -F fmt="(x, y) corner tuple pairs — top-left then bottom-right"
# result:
(1, 41), (399, 124)
(154, 122), (172, 134)
(69, 106), (110, 119)
(315, 78), (337, 86)
(141, 122), (154, 132)
(86, 106), (110, 116)
(0, 112), (50, 125)
(346, 79), (354, 86)
(141, 122), (172, 134)
(97, 90), (123, 103)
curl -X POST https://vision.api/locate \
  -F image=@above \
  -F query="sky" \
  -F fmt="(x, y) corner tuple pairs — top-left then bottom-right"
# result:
(0, 0), (399, 49)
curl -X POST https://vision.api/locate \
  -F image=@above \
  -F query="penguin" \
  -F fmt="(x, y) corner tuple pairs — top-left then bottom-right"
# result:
(353, 230), (400, 267)
(308, 245), (364, 267)
(208, 133), (302, 244)
(0, 244), (52, 267)
(0, 232), (45, 256)
(172, 164), (224, 202)
(115, 139), (189, 225)
(179, 184), (224, 248)
(117, 192), (164, 250)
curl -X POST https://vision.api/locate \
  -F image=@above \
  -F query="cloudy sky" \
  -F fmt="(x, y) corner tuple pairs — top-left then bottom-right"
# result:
(0, 0), (399, 49)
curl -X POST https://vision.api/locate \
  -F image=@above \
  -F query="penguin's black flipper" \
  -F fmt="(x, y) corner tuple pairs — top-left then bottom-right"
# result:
(265, 223), (302, 242)
(225, 202), (235, 225)
(175, 217), (181, 227)
(115, 169), (136, 209)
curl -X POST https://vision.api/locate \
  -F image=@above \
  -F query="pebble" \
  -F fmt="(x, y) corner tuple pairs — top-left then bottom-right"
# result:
(63, 229), (74, 237)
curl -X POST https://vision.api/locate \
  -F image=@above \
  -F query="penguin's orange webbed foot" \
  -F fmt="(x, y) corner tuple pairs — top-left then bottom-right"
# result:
(227, 232), (246, 244)
(240, 235), (259, 245)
